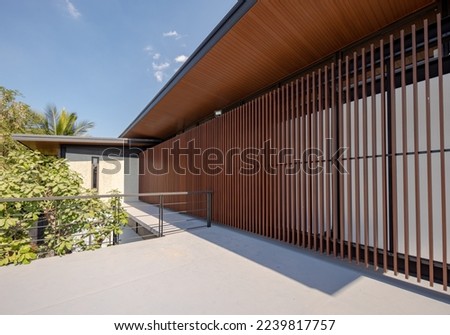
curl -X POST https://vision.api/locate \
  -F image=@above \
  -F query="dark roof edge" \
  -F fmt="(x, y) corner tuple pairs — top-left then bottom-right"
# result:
(12, 134), (160, 146)
(119, 0), (257, 138)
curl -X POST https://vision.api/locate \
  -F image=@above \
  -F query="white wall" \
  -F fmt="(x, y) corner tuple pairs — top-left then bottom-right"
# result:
(65, 151), (139, 197)
(337, 73), (450, 263)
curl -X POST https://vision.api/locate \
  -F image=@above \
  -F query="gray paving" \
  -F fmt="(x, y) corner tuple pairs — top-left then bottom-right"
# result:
(123, 200), (209, 237)
(117, 225), (143, 244)
(0, 207), (449, 314)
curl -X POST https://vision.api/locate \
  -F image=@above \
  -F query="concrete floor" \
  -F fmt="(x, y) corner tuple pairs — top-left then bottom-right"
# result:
(0, 216), (449, 315)
(117, 225), (143, 244)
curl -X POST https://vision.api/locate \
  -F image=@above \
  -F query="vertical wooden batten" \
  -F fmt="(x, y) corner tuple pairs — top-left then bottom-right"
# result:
(139, 14), (450, 290)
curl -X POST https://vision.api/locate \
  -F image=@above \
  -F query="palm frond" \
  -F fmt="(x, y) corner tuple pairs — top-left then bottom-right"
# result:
(36, 105), (94, 136)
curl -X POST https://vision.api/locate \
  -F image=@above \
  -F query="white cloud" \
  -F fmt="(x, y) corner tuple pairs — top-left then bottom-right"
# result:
(163, 30), (181, 39)
(144, 46), (162, 61)
(64, 0), (81, 19)
(152, 62), (170, 71)
(151, 62), (170, 83)
(143, 47), (170, 83)
(174, 55), (188, 63)
(154, 71), (164, 82)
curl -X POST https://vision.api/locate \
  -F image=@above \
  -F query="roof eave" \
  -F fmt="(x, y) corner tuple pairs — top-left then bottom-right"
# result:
(119, 0), (257, 138)
(12, 134), (161, 156)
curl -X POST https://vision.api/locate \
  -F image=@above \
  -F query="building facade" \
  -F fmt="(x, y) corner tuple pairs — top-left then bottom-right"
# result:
(13, 134), (156, 197)
(123, 0), (450, 289)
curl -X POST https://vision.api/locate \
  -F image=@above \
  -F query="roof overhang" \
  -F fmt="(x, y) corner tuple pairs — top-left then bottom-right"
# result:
(121, 0), (436, 139)
(12, 134), (160, 156)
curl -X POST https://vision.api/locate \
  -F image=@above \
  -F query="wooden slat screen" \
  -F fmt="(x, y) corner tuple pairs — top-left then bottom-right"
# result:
(140, 14), (450, 290)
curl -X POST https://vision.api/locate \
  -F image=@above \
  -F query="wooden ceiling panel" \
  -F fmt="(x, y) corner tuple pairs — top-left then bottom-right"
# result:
(124, 0), (435, 139)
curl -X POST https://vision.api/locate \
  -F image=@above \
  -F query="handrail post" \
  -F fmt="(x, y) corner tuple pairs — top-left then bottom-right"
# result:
(159, 195), (164, 237)
(206, 192), (212, 228)
(112, 196), (119, 245)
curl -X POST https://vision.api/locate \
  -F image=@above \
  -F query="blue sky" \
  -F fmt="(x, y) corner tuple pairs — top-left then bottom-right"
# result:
(0, 0), (236, 137)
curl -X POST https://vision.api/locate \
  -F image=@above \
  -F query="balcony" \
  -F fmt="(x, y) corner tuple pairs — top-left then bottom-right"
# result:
(0, 192), (449, 314)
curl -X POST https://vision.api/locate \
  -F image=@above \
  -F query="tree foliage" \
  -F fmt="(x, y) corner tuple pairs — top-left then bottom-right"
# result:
(0, 149), (128, 266)
(37, 104), (95, 136)
(0, 86), (43, 155)
(0, 86), (126, 266)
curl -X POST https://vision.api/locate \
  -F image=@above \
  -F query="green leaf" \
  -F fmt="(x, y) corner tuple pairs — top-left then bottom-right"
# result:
(19, 245), (31, 253)
(0, 140), (127, 265)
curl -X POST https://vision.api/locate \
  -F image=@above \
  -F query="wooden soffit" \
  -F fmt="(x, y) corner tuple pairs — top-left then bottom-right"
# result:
(122, 0), (436, 139)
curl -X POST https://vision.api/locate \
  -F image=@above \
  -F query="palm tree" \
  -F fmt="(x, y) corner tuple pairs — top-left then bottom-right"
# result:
(38, 105), (94, 136)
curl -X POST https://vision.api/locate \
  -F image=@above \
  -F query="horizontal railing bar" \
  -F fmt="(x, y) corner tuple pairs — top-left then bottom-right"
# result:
(0, 231), (159, 247)
(0, 220), (110, 230)
(0, 221), (102, 231)
(0, 191), (212, 203)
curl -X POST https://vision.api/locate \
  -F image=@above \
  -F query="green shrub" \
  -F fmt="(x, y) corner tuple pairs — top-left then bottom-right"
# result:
(0, 149), (128, 265)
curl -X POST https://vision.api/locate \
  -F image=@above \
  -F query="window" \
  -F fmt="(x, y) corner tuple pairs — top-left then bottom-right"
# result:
(91, 157), (99, 189)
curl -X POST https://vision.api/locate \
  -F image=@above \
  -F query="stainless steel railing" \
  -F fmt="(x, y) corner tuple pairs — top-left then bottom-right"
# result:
(0, 191), (212, 265)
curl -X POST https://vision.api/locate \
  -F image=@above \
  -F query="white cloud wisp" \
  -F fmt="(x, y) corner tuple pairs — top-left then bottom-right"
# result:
(152, 62), (171, 82)
(174, 55), (188, 63)
(163, 30), (181, 39)
(64, 0), (81, 19)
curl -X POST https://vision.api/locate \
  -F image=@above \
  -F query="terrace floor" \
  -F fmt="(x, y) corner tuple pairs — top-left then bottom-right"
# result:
(0, 206), (449, 314)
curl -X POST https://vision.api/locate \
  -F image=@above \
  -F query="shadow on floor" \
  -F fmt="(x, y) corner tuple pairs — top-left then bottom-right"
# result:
(124, 201), (450, 303)
(192, 224), (450, 303)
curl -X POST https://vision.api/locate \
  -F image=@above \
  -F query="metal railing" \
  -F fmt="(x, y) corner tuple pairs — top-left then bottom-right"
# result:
(0, 191), (213, 264)
(130, 191), (212, 237)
